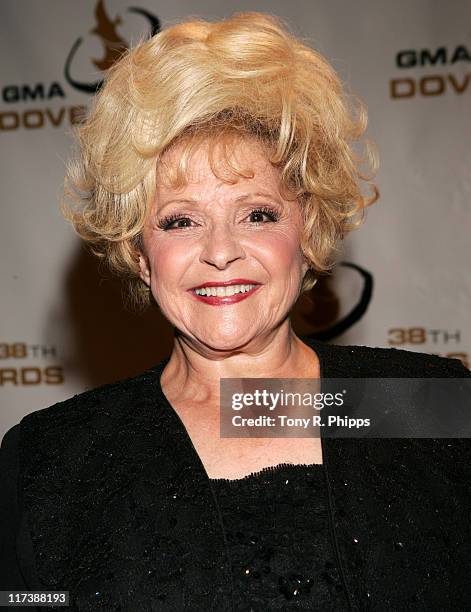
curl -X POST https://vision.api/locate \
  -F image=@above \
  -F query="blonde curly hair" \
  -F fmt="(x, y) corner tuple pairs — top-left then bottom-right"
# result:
(62, 11), (378, 309)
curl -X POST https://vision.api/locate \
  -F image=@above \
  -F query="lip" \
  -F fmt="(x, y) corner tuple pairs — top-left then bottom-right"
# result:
(190, 278), (261, 290)
(188, 281), (262, 306)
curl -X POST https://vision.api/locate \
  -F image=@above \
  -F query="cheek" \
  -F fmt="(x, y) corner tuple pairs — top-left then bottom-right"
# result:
(146, 238), (190, 289)
(251, 227), (304, 268)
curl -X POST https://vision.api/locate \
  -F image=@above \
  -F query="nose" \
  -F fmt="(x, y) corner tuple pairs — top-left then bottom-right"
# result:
(199, 222), (246, 270)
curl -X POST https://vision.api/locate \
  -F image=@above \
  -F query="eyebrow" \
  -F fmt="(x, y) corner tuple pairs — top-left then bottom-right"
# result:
(235, 192), (281, 203)
(157, 191), (282, 212)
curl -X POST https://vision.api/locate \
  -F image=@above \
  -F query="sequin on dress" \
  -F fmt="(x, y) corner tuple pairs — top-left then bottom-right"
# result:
(209, 462), (348, 611)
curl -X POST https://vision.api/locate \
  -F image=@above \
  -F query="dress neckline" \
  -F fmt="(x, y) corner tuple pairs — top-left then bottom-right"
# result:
(209, 461), (324, 484)
(151, 335), (330, 482)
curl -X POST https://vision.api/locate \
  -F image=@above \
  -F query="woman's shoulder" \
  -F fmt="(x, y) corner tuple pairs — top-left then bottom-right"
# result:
(6, 360), (171, 492)
(17, 359), (169, 442)
(302, 335), (470, 378)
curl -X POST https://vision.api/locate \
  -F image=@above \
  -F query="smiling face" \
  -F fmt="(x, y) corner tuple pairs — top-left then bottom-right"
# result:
(138, 135), (309, 352)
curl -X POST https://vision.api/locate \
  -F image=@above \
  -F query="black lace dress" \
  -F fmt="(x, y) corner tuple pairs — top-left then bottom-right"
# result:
(209, 462), (348, 611)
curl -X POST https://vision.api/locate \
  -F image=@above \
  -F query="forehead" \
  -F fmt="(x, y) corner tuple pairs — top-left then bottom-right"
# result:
(155, 135), (284, 197)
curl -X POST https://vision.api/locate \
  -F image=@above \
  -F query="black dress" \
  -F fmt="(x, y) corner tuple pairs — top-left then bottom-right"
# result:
(209, 462), (347, 611)
(1, 337), (470, 610)
(0, 429), (347, 610)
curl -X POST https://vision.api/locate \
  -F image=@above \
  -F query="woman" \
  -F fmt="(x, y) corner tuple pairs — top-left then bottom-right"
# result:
(1, 12), (470, 612)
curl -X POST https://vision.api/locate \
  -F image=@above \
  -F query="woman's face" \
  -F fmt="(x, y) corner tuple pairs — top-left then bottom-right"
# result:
(139, 137), (309, 351)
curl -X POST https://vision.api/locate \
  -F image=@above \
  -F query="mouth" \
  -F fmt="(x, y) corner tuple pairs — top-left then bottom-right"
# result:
(188, 279), (262, 305)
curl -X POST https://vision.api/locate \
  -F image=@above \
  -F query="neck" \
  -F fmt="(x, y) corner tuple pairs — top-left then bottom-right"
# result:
(160, 323), (321, 408)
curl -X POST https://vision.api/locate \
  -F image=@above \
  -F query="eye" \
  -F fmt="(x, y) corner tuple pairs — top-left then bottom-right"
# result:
(247, 206), (281, 224)
(156, 206), (281, 230)
(157, 214), (195, 231)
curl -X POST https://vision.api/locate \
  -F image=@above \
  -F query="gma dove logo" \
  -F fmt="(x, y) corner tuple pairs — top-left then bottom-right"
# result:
(391, 43), (471, 99)
(0, 0), (160, 130)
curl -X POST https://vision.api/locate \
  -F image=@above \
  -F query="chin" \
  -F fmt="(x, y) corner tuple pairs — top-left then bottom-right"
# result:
(194, 330), (258, 353)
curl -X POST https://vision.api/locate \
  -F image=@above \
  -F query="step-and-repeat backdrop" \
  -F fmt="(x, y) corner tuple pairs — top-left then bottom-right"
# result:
(1, 0), (470, 435)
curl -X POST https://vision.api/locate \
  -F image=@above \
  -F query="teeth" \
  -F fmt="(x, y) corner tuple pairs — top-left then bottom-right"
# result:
(194, 284), (257, 297)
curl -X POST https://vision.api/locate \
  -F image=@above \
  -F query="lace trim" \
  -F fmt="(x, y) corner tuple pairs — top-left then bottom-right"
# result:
(209, 462), (324, 483)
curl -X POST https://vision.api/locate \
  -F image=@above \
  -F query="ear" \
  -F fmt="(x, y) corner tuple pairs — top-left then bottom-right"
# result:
(138, 252), (151, 287)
